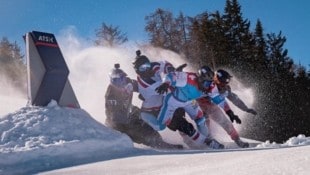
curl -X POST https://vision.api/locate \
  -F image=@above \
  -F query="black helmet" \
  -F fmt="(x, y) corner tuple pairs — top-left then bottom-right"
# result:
(216, 69), (232, 84)
(109, 64), (127, 87)
(136, 50), (141, 57)
(198, 65), (214, 81)
(132, 50), (151, 75)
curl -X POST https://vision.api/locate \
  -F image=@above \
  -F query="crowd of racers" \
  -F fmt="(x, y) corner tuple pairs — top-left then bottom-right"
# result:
(105, 50), (257, 149)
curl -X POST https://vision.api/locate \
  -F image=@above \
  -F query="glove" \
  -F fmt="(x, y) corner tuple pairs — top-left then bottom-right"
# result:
(155, 83), (170, 94)
(176, 63), (187, 71)
(247, 108), (257, 115)
(166, 66), (175, 73)
(138, 94), (145, 101)
(226, 110), (242, 124)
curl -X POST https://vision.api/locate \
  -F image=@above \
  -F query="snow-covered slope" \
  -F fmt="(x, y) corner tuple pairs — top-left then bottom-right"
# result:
(42, 145), (310, 175)
(0, 100), (135, 174)
(0, 101), (310, 175)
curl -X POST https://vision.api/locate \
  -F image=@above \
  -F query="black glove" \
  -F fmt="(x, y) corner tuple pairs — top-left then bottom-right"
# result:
(138, 94), (145, 101)
(226, 110), (242, 124)
(176, 63), (187, 71)
(247, 108), (257, 115)
(155, 83), (170, 94)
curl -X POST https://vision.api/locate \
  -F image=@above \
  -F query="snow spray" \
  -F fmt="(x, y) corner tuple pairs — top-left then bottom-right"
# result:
(210, 69), (256, 141)
(57, 27), (190, 127)
(0, 66), (27, 117)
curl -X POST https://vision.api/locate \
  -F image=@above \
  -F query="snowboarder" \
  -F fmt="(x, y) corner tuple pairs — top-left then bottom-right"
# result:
(195, 66), (257, 148)
(105, 63), (181, 149)
(132, 50), (211, 149)
(214, 69), (257, 116)
(142, 64), (224, 149)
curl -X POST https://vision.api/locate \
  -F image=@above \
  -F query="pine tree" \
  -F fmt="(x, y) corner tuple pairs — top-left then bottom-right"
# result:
(266, 31), (293, 77)
(191, 12), (214, 67)
(222, 0), (253, 74)
(94, 22), (128, 47)
(187, 18), (206, 66)
(208, 11), (230, 67)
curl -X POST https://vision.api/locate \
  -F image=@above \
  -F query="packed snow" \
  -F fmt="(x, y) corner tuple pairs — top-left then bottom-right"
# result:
(0, 100), (309, 175)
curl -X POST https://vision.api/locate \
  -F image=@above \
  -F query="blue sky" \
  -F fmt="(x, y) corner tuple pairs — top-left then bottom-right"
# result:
(0, 0), (309, 67)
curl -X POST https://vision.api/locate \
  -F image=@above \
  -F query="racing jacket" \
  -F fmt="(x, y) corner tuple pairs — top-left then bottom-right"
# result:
(163, 71), (203, 102)
(137, 61), (173, 112)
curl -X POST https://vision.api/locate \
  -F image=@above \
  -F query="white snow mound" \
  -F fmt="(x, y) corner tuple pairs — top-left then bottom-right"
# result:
(0, 100), (134, 166)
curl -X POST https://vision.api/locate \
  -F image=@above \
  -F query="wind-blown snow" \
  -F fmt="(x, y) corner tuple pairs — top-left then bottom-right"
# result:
(0, 100), (309, 175)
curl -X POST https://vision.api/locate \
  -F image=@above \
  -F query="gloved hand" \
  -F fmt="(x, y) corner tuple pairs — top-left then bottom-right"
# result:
(226, 110), (242, 124)
(176, 63), (187, 71)
(247, 108), (257, 115)
(155, 83), (170, 94)
(166, 66), (175, 73)
(138, 94), (145, 101)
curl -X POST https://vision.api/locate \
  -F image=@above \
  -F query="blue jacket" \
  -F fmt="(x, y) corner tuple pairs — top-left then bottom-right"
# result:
(164, 71), (203, 102)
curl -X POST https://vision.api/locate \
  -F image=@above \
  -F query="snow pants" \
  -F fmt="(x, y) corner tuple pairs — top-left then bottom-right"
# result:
(198, 101), (239, 141)
(155, 94), (209, 137)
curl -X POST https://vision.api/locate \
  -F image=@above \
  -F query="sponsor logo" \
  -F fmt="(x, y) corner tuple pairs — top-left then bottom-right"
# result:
(38, 35), (54, 43)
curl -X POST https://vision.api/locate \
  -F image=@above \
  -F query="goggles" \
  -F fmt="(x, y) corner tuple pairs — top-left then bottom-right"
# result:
(203, 80), (212, 88)
(110, 73), (121, 79)
(201, 73), (214, 82)
(138, 63), (151, 72)
(111, 77), (126, 87)
(219, 78), (230, 84)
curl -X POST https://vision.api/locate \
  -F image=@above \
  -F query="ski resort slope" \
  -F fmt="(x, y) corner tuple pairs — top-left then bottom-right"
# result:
(0, 101), (309, 175)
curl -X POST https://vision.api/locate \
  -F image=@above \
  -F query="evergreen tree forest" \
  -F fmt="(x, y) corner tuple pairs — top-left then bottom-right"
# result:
(144, 0), (310, 142)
